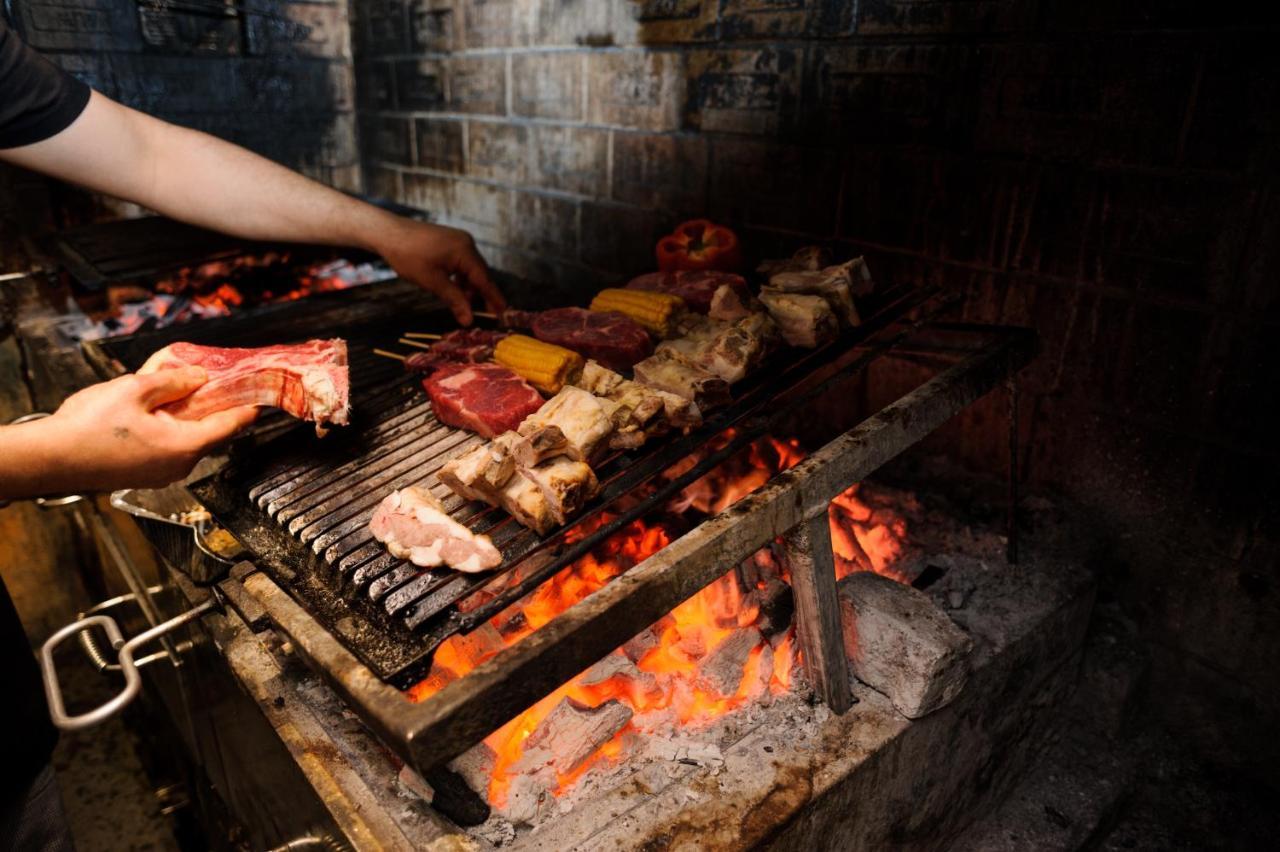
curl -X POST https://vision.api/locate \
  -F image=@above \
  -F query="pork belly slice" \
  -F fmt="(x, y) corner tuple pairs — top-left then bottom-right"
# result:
(517, 386), (619, 464)
(437, 434), (520, 503)
(759, 288), (840, 348)
(633, 349), (731, 414)
(370, 486), (501, 573)
(139, 339), (350, 430)
(520, 457), (599, 527)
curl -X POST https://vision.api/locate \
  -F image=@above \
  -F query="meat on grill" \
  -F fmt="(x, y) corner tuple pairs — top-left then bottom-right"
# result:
(517, 386), (622, 464)
(520, 457), (599, 527)
(404, 329), (508, 373)
(500, 307), (653, 371)
(766, 257), (871, 326)
(370, 486), (501, 573)
(758, 289), (840, 348)
(437, 435), (520, 504)
(422, 363), (544, 439)
(756, 245), (832, 278)
(632, 349), (732, 413)
(573, 360), (701, 447)
(138, 339), (350, 431)
(656, 313), (778, 384)
(625, 270), (749, 314)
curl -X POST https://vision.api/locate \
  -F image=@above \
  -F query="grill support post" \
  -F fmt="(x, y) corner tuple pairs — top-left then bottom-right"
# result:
(783, 511), (853, 713)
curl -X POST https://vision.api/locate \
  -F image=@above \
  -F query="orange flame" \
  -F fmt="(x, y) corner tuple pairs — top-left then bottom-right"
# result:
(405, 434), (912, 810)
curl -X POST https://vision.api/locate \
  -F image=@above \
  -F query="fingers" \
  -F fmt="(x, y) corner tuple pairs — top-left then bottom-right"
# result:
(187, 406), (259, 450)
(136, 366), (208, 409)
(417, 268), (474, 325)
(456, 248), (507, 315)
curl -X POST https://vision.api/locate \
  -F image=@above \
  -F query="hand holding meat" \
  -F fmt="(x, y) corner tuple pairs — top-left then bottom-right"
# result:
(374, 220), (507, 325)
(0, 368), (257, 498)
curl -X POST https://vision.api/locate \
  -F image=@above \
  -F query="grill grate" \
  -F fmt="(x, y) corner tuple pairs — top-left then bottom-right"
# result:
(89, 278), (935, 686)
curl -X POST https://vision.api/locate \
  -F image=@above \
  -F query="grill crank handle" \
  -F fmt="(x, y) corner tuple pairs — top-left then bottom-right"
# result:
(39, 597), (220, 731)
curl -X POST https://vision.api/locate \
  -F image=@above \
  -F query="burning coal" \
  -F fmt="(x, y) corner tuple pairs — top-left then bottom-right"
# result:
(407, 432), (914, 813)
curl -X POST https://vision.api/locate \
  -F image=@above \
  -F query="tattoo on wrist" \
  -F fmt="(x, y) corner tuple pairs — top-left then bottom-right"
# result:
(113, 426), (130, 439)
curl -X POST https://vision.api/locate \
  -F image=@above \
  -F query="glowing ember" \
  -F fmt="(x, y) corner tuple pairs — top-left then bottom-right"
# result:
(406, 433), (912, 810)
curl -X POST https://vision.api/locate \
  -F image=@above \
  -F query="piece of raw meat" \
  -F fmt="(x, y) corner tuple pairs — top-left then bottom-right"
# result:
(138, 339), (350, 430)
(422, 363), (544, 439)
(404, 329), (508, 373)
(370, 486), (501, 573)
(625, 270), (749, 314)
(501, 307), (653, 371)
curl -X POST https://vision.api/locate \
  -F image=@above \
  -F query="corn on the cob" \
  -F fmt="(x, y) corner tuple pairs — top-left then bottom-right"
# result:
(493, 334), (584, 394)
(589, 289), (684, 337)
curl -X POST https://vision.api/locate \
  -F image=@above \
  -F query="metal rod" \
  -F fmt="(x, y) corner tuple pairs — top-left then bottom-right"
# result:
(372, 349), (406, 361)
(1006, 374), (1019, 566)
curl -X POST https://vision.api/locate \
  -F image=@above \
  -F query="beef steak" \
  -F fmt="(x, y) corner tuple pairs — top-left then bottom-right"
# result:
(529, 307), (653, 370)
(423, 363), (544, 438)
(625, 270), (748, 314)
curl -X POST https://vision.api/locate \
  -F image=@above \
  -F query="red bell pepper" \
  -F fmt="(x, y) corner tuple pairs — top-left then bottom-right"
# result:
(655, 219), (742, 273)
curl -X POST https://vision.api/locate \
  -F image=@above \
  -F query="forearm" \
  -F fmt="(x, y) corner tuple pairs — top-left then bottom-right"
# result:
(0, 422), (70, 501)
(0, 91), (404, 253)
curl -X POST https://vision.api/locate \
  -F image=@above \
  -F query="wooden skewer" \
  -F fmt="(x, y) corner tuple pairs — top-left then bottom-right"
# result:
(373, 348), (406, 361)
(473, 311), (498, 320)
(399, 338), (433, 350)
(403, 332), (442, 340)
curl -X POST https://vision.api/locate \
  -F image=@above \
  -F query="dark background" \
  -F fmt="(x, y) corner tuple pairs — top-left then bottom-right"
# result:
(3, 0), (1278, 789)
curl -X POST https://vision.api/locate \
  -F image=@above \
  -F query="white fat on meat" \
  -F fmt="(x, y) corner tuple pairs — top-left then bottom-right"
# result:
(521, 457), (599, 526)
(517, 386), (619, 464)
(437, 436), (519, 503)
(370, 486), (501, 573)
(759, 288), (840, 348)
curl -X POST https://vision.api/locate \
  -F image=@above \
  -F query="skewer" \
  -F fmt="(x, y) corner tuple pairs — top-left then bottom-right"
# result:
(399, 338), (433, 350)
(373, 348), (406, 361)
(473, 311), (498, 320)
(403, 332), (442, 340)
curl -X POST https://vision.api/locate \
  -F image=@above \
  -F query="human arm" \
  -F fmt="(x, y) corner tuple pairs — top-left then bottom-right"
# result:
(0, 368), (257, 500)
(0, 91), (504, 324)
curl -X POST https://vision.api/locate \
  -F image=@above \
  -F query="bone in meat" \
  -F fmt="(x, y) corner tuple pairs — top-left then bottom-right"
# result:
(768, 258), (865, 326)
(437, 434), (520, 503)
(655, 313), (777, 384)
(519, 456), (599, 526)
(759, 288), (840, 348)
(498, 472), (556, 536)
(517, 386), (618, 464)
(633, 349), (732, 412)
(708, 283), (761, 322)
(369, 486), (501, 573)
(138, 339), (350, 431)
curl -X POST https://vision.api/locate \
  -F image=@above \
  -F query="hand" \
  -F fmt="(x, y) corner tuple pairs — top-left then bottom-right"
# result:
(374, 220), (507, 325)
(38, 368), (257, 492)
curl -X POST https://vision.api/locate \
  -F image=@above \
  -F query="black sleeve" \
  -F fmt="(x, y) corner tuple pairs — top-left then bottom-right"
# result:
(0, 18), (91, 149)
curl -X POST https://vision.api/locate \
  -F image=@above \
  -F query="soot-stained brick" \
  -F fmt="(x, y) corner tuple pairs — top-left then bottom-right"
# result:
(611, 131), (707, 214)
(466, 121), (528, 183)
(528, 126), (608, 197)
(447, 54), (507, 114)
(586, 50), (685, 131)
(415, 117), (464, 172)
(511, 52), (583, 121)
(395, 58), (446, 109)
(409, 0), (455, 52)
(511, 192), (579, 259)
(686, 47), (801, 136)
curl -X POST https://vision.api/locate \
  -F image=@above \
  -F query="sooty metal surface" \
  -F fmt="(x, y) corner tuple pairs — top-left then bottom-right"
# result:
(88, 277), (937, 686)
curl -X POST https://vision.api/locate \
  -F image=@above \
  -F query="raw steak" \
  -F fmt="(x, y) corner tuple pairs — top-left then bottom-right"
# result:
(501, 307), (653, 370)
(625, 270), (748, 314)
(422, 363), (544, 438)
(370, 486), (501, 573)
(138, 339), (350, 429)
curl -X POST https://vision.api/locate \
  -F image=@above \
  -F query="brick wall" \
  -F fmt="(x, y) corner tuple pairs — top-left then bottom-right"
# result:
(7, 0), (358, 189)
(352, 1), (1280, 777)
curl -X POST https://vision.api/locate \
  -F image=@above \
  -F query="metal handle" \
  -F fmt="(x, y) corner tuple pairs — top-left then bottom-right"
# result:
(4, 413), (85, 508)
(40, 598), (218, 731)
(74, 587), (192, 673)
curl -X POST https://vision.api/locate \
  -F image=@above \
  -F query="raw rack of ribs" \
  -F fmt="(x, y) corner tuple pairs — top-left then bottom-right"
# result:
(138, 339), (350, 429)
